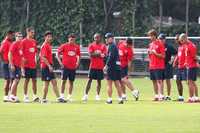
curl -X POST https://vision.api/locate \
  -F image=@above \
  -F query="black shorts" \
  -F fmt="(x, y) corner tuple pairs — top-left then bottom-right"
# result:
(41, 67), (55, 81)
(121, 66), (128, 78)
(25, 68), (37, 79)
(61, 68), (76, 81)
(176, 68), (187, 81)
(164, 63), (173, 79)
(107, 69), (121, 81)
(88, 69), (104, 80)
(150, 69), (164, 80)
(11, 66), (21, 79)
(2, 63), (11, 79)
(187, 68), (197, 81)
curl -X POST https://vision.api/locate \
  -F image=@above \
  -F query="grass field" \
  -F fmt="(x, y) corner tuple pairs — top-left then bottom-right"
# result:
(0, 77), (200, 133)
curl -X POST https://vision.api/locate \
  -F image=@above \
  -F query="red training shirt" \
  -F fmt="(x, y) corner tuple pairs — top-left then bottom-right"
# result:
(0, 37), (12, 63)
(185, 40), (198, 68)
(40, 42), (53, 69)
(177, 44), (186, 69)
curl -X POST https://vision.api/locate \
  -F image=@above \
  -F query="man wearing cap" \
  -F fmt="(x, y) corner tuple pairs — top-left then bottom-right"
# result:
(158, 33), (177, 100)
(104, 33), (123, 104)
(57, 34), (80, 102)
(117, 38), (139, 101)
(82, 33), (107, 102)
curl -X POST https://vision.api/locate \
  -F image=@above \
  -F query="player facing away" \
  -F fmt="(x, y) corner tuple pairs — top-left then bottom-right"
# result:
(21, 27), (39, 103)
(56, 34), (80, 102)
(82, 33), (107, 102)
(179, 33), (199, 103)
(104, 33), (123, 104)
(173, 34), (186, 101)
(0, 30), (14, 102)
(158, 34), (177, 100)
(147, 29), (165, 101)
(117, 38), (139, 101)
(8, 32), (23, 103)
(40, 31), (66, 103)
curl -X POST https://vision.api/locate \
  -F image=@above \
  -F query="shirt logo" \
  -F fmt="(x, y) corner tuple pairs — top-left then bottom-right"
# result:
(29, 48), (35, 53)
(95, 50), (101, 54)
(19, 50), (23, 55)
(178, 52), (182, 57)
(68, 51), (76, 56)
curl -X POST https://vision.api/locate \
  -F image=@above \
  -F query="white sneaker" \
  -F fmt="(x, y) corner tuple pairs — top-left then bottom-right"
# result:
(41, 99), (48, 104)
(95, 95), (101, 101)
(3, 96), (10, 102)
(33, 96), (40, 102)
(82, 95), (88, 102)
(9, 96), (20, 103)
(132, 89), (139, 101)
(24, 96), (30, 103)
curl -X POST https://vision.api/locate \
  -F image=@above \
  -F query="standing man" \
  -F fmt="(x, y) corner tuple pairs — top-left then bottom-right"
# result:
(158, 33), (177, 100)
(82, 33), (107, 102)
(21, 27), (39, 102)
(56, 34), (80, 102)
(179, 33), (199, 103)
(0, 30), (14, 102)
(173, 34), (186, 101)
(104, 33), (123, 104)
(40, 31), (66, 103)
(147, 29), (165, 101)
(8, 32), (23, 103)
(118, 38), (139, 101)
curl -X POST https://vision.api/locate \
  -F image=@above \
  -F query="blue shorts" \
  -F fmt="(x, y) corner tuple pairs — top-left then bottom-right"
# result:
(121, 66), (128, 78)
(150, 69), (164, 80)
(176, 68), (187, 81)
(88, 69), (104, 80)
(61, 68), (76, 81)
(164, 63), (173, 79)
(11, 66), (21, 79)
(41, 67), (55, 81)
(2, 63), (11, 80)
(107, 69), (121, 81)
(25, 68), (37, 79)
(187, 68), (197, 81)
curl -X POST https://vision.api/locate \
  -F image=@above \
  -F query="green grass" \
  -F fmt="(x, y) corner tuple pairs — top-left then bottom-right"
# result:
(0, 77), (200, 133)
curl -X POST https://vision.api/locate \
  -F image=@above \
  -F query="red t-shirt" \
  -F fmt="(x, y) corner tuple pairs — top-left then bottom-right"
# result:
(0, 38), (12, 63)
(9, 40), (23, 67)
(185, 40), (198, 68)
(118, 41), (134, 68)
(40, 42), (53, 68)
(21, 38), (37, 69)
(148, 40), (165, 70)
(177, 44), (186, 69)
(57, 43), (80, 70)
(88, 42), (107, 70)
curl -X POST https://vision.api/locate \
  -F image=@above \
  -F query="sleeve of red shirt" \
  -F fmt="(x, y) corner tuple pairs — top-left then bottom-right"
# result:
(9, 43), (15, 54)
(57, 44), (64, 55)
(77, 45), (81, 57)
(159, 42), (165, 56)
(88, 44), (94, 54)
(127, 47), (134, 61)
(0, 42), (6, 53)
(103, 45), (107, 55)
(41, 45), (48, 58)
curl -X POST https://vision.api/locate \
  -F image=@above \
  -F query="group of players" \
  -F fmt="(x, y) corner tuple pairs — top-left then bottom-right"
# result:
(0, 27), (139, 104)
(0, 27), (199, 104)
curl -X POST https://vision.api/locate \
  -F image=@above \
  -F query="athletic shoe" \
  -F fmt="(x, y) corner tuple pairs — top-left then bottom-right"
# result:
(82, 95), (88, 102)
(9, 96), (20, 103)
(23, 96), (30, 103)
(132, 89), (139, 101)
(95, 95), (101, 101)
(3, 96), (10, 102)
(57, 98), (67, 103)
(41, 99), (48, 104)
(164, 96), (171, 101)
(67, 97), (73, 102)
(106, 100), (112, 104)
(187, 98), (194, 103)
(122, 96), (127, 101)
(153, 97), (159, 101)
(118, 100), (124, 104)
(33, 97), (40, 102)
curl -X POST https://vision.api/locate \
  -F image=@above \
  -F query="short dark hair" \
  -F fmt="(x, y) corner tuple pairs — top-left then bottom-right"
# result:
(44, 31), (52, 37)
(26, 27), (34, 33)
(6, 30), (14, 35)
(68, 33), (76, 38)
(126, 38), (133, 45)
(147, 29), (157, 37)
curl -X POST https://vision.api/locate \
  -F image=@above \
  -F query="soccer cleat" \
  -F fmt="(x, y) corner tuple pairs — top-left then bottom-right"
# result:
(118, 100), (124, 104)
(187, 98), (194, 103)
(33, 97), (40, 102)
(164, 96), (171, 101)
(3, 96), (10, 102)
(9, 96), (20, 103)
(23, 96), (30, 103)
(122, 96), (127, 101)
(133, 89), (139, 101)
(177, 98), (184, 102)
(67, 97), (73, 102)
(82, 95), (88, 102)
(95, 95), (101, 101)
(57, 98), (67, 103)
(106, 100), (112, 104)
(41, 99), (48, 104)
(153, 97), (159, 101)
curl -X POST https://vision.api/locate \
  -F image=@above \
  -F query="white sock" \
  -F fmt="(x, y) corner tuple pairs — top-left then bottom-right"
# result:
(118, 97), (122, 101)
(60, 93), (65, 98)
(67, 95), (71, 99)
(107, 97), (112, 102)
(33, 94), (37, 98)
(24, 95), (28, 98)
(122, 94), (126, 98)
(155, 94), (159, 98)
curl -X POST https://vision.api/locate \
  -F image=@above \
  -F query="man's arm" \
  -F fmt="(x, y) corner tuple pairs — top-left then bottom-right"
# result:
(41, 56), (53, 72)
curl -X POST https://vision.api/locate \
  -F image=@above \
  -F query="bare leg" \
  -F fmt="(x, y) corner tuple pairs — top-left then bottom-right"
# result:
(61, 80), (67, 94)
(85, 79), (92, 95)
(10, 79), (20, 96)
(42, 81), (49, 99)
(114, 80), (122, 97)
(176, 80), (183, 96)
(24, 78), (30, 95)
(32, 78), (37, 95)
(107, 80), (113, 98)
(166, 79), (171, 96)
(68, 80), (74, 95)
(4, 79), (10, 96)
(51, 79), (60, 98)
(96, 80), (101, 95)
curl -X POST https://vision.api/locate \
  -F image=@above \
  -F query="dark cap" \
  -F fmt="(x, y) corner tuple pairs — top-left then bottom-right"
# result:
(126, 38), (133, 45)
(68, 34), (76, 38)
(105, 33), (113, 38)
(158, 33), (166, 40)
